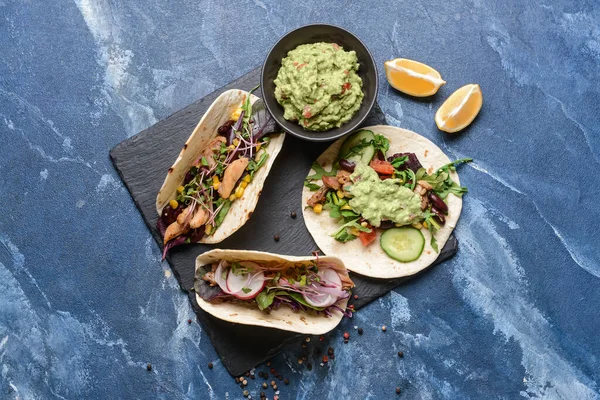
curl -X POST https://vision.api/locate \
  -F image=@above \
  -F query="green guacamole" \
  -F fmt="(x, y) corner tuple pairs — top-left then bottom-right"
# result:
(348, 163), (423, 227)
(274, 42), (364, 131)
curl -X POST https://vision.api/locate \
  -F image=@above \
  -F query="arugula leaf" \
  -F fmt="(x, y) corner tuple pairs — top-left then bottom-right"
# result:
(340, 210), (359, 218)
(390, 155), (408, 169)
(331, 218), (371, 241)
(417, 158), (472, 199)
(256, 290), (276, 310)
(200, 156), (209, 166)
(304, 181), (321, 191)
(437, 182), (469, 199)
(372, 134), (390, 154)
(306, 162), (337, 181)
(248, 152), (269, 178)
(241, 287), (251, 294)
(323, 191), (342, 219)
(437, 158), (473, 173)
(344, 138), (371, 160)
(334, 229), (357, 242)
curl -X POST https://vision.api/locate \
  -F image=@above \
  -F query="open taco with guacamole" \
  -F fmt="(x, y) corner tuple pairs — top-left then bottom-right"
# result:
(302, 125), (471, 279)
(156, 89), (284, 258)
(194, 249), (354, 334)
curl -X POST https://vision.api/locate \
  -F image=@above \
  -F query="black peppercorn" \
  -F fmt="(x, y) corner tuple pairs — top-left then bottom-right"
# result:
(208, 362), (213, 369)
(274, 234), (280, 242)
(358, 327), (363, 335)
(290, 211), (297, 218)
(396, 387), (401, 394)
(146, 363), (152, 371)
(398, 351), (404, 358)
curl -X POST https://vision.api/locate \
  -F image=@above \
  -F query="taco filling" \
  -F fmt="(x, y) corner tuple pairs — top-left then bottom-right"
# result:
(304, 129), (471, 262)
(157, 89), (280, 258)
(196, 256), (354, 317)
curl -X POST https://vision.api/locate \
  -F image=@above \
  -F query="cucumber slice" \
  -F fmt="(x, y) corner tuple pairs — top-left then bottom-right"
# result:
(380, 227), (425, 262)
(338, 130), (376, 164)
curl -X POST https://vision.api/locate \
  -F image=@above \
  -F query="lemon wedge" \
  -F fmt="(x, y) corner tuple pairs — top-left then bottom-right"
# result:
(384, 58), (446, 97)
(435, 84), (483, 133)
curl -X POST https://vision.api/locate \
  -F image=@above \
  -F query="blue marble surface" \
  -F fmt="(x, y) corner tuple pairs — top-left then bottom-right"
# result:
(1, 0), (599, 398)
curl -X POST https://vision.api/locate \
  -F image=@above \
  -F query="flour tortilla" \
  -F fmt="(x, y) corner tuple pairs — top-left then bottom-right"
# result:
(194, 249), (351, 335)
(302, 125), (462, 279)
(156, 89), (285, 244)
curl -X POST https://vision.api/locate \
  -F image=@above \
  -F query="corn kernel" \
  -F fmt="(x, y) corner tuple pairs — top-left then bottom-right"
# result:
(255, 143), (262, 152)
(350, 228), (360, 236)
(228, 144), (235, 150)
(169, 199), (179, 209)
(213, 176), (220, 184)
(235, 185), (245, 198)
(229, 194), (236, 201)
(177, 186), (185, 194)
(337, 190), (344, 199)
(205, 224), (213, 235)
(231, 107), (243, 121)
(243, 175), (251, 183)
(340, 204), (352, 211)
(313, 204), (323, 214)
(233, 138), (240, 146)
(412, 222), (423, 230)
(422, 221), (429, 229)
(360, 221), (368, 227)
(240, 181), (248, 189)
(213, 182), (220, 190)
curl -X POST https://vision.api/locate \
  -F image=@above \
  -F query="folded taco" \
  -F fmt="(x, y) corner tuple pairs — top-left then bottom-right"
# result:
(194, 249), (354, 334)
(156, 89), (284, 257)
(302, 125), (471, 279)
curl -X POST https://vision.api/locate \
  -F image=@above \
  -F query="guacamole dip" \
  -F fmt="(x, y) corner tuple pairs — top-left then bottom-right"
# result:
(274, 42), (364, 131)
(349, 163), (423, 227)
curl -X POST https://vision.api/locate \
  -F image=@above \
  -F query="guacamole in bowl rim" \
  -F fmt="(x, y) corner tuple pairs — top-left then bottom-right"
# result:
(261, 24), (378, 142)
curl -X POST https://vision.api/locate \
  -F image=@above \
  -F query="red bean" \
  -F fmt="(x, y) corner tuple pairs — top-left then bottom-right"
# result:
(428, 192), (448, 214)
(339, 159), (356, 172)
(431, 207), (446, 225)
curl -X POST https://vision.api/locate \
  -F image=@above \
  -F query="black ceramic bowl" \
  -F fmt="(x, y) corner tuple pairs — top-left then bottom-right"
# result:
(261, 24), (378, 142)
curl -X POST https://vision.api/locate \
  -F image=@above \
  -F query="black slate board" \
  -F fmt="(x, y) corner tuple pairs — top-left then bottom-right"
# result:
(110, 67), (458, 376)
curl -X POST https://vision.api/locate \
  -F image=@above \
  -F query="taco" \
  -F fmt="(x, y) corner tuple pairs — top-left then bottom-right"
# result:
(302, 125), (471, 279)
(156, 89), (285, 257)
(194, 249), (354, 334)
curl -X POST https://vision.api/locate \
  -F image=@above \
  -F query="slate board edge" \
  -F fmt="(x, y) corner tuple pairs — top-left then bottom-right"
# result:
(109, 66), (458, 376)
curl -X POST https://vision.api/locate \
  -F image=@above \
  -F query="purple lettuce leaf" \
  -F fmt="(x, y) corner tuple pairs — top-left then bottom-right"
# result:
(194, 264), (224, 301)
(161, 235), (187, 260)
(250, 99), (279, 141)
(227, 110), (245, 145)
